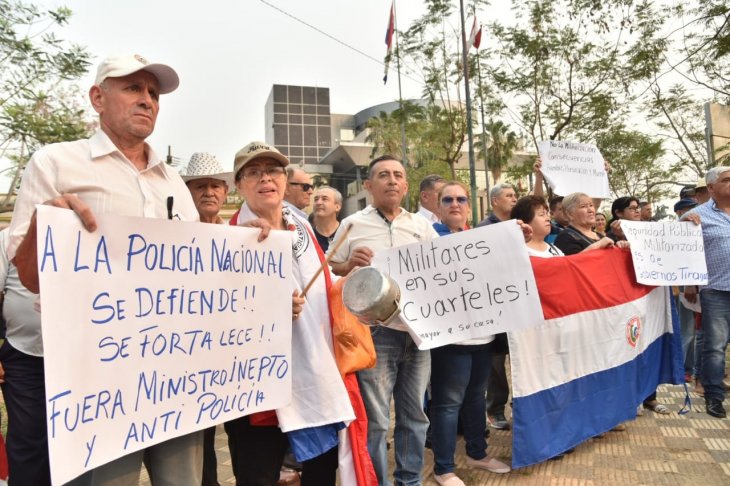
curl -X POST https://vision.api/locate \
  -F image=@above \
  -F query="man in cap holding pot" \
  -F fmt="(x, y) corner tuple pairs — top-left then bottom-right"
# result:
(6, 54), (202, 485)
(328, 155), (438, 486)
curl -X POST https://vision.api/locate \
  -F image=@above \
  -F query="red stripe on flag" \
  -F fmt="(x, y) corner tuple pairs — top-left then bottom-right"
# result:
(385, 2), (394, 47)
(530, 249), (654, 320)
(473, 26), (482, 49)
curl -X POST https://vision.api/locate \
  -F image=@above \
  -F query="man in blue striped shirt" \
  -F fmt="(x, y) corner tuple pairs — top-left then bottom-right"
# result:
(684, 166), (730, 418)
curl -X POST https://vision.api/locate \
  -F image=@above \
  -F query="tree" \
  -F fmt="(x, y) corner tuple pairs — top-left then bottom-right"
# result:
(486, 0), (667, 148)
(397, 0), (492, 179)
(646, 84), (710, 179)
(596, 126), (676, 202)
(667, 0), (730, 102)
(476, 119), (519, 183)
(365, 102), (464, 205)
(0, 0), (91, 208)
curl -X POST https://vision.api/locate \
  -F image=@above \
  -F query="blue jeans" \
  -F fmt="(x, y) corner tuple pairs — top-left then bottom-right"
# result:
(430, 343), (492, 475)
(677, 295), (696, 374)
(357, 326), (430, 486)
(693, 328), (704, 378)
(700, 289), (730, 401)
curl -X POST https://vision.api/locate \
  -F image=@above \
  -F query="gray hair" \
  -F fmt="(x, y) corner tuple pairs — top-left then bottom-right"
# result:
(490, 183), (514, 200)
(561, 192), (591, 216)
(286, 167), (307, 180)
(315, 185), (342, 205)
(706, 166), (730, 185)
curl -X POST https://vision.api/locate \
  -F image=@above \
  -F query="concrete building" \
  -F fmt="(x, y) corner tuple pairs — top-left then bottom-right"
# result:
(264, 84), (535, 218)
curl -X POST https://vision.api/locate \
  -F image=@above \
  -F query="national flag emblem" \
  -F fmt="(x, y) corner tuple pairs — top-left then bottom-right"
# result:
(625, 316), (641, 347)
(508, 250), (683, 468)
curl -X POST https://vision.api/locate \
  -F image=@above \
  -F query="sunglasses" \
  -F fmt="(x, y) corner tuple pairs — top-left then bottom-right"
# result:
(441, 196), (469, 205)
(289, 182), (314, 192)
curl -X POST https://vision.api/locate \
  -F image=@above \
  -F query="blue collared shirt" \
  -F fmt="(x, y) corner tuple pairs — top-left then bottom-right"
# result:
(688, 200), (730, 291)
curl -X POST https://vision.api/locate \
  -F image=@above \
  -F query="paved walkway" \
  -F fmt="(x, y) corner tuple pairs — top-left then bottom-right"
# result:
(139, 380), (729, 485)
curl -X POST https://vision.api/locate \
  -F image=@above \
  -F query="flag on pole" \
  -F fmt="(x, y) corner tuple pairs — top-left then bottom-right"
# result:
(509, 250), (683, 468)
(383, 1), (395, 84)
(468, 16), (482, 50)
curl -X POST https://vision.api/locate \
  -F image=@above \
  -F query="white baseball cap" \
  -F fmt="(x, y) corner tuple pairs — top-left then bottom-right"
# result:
(95, 54), (179, 94)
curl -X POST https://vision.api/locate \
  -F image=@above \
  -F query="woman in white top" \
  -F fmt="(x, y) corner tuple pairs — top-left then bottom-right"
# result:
(430, 182), (511, 486)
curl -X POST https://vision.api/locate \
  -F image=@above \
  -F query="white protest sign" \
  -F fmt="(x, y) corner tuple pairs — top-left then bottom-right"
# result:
(621, 220), (708, 286)
(371, 221), (544, 350)
(537, 140), (610, 198)
(36, 206), (293, 485)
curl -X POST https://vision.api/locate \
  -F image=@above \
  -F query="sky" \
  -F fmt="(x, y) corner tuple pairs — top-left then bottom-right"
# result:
(28, 0), (487, 170)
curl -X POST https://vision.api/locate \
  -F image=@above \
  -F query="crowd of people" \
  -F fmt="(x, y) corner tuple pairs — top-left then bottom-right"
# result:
(0, 54), (728, 486)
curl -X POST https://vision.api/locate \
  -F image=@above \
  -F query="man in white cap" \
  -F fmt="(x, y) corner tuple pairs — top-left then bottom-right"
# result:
(6, 54), (201, 485)
(183, 152), (232, 225)
(182, 152), (232, 486)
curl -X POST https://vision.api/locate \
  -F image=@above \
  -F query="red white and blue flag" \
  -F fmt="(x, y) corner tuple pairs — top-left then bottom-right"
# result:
(383, 1), (395, 84)
(509, 250), (683, 468)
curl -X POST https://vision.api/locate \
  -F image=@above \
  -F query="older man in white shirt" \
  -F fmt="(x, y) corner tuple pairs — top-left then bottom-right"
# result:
(7, 54), (201, 486)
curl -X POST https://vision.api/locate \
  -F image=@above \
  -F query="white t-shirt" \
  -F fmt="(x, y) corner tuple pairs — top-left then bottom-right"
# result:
(526, 243), (564, 258)
(0, 229), (43, 356)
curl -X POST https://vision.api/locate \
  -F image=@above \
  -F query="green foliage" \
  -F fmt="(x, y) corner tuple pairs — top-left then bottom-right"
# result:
(646, 84), (710, 179)
(673, 0), (730, 102)
(596, 126), (676, 202)
(365, 100), (469, 180)
(0, 0), (92, 204)
(475, 119), (519, 183)
(487, 0), (667, 148)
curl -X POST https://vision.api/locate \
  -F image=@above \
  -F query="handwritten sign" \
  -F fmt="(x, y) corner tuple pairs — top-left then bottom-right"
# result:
(36, 206), (293, 485)
(621, 220), (708, 285)
(537, 140), (610, 197)
(371, 222), (544, 350)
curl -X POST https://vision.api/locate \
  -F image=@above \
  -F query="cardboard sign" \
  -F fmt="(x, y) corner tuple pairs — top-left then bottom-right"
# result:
(537, 140), (610, 197)
(622, 220), (708, 285)
(371, 221), (544, 349)
(36, 206), (293, 485)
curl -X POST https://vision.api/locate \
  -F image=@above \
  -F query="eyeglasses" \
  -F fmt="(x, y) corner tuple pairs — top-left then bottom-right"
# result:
(441, 196), (469, 205)
(289, 182), (314, 192)
(241, 165), (286, 181)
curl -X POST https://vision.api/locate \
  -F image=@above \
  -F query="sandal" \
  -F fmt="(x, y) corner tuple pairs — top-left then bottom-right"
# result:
(643, 400), (670, 414)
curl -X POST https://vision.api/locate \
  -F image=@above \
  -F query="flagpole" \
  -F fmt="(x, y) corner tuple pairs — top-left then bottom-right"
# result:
(475, 48), (491, 213)
(393, 0), (409, 209)
(459, 0), (478, 225)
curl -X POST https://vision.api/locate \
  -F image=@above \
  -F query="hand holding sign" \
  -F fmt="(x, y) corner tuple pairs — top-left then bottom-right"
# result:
(371, 221), (544, 349)
(536, 140), (610, 198)
(622, 220), (708, 285)
(37, 206), (293, 484)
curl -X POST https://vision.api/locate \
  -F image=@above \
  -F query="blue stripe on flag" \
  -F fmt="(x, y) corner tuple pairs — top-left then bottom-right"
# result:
(511, 305), (683, 469)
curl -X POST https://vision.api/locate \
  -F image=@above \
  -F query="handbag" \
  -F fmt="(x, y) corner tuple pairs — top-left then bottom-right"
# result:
(327, 277), (376, 376)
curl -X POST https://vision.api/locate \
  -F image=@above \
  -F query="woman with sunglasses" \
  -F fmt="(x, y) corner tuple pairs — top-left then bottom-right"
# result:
(430, 181), (511, 486)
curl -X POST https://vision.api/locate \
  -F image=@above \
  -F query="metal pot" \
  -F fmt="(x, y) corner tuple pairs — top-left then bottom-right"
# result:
(342, 267), (401, 326)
